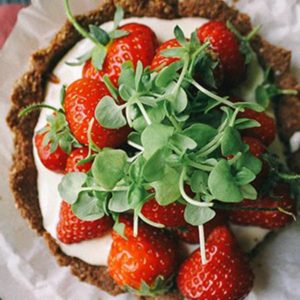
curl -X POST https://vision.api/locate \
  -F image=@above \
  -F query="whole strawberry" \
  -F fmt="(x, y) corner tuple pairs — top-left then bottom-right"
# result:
(83, 23), (158, 86)
(108, 215), (178, 291)
(35, 130), (69, 173)
(141, 198), (186, 227)
(238, 109), (276, 146)
(64, 78), (130, 149)
(65, 147), (92, 173)
(197, 21), (246, 88)
(175, 213), (227, 244)
(177, 225), (254, 300)
(150, 39), (181, 71)
(57, 201), (113, 244)
(229, 183), (295, 229)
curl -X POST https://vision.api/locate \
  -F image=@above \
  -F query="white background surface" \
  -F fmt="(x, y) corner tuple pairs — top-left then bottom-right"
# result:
(0, 0), (300, 299)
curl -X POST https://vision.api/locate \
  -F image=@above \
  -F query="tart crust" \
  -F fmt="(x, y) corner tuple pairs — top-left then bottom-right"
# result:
(6, 0), (300, 299)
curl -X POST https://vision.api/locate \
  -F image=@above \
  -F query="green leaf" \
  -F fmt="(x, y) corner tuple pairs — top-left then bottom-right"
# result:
(234, 118), (260, 130)
(72, 192), (105, 221)
(255, 84), (270, 109)
(151, 166), (181, 205)
(170, 133), (197, 153)
(161, 47), (186, 58)
(135, 60), (143, 91)
(183, 123), (217, 149)
(235, 167), (256, 185)
(113, 220), (127, 239)
(109, 29), (128, 39)
(208, 160), (243, 202)
(221, 127), (246, 156)
(103, 75), (119, 99)
(89, 25), (110, 45)
(174, 87), (188, 113)
(95, 96), (127, 129)
(109, 191), (130, 212)
(184, 204), (216, 226)
(119, 84), (134, 101)
(143, 147), (171, 182)
(233, 101), (264, 112)
(92, 149), (127, 189)
(190, 170), (209, 193)
(113, 5), (124, 30)
(65, 51), (92, 66)
(91, 46), (106, 70)
(155, 62), (181, 88)
(58, 172), (87, 204)
(118, 62), (135, 88)
(240, 184), (257, 200)
(141, 124), (174, 159)
(235, 152), (262, 175)
(128, 155), (145, 181)
(128, 132), (142, 146)
(174, 25), (187, 46)
(127, 184), (146, 207)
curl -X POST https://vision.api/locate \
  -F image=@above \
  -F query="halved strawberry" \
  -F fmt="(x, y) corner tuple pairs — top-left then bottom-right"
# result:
(35, 130), (69, 173)
(108, 215), (178, 291)
(141, 198), (186, 227)
(64, 78), (130, 149)
(56, 201), (113, 244)
(229, 183), (296, 229)
(177, 225), (254, 300)
(83, 23), (158, 86)
(238, 109), (276, 146)
(197, 21), (246, 88)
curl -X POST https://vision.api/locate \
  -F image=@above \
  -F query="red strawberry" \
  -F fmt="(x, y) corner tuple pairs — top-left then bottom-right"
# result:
(197, 21), (246, 88)
(65, 147), (92, 173)
(83, 23), (158, 86)
(64, 78), (130, 149)
(177, 225), (254, 300)
(141, 198), (186, 227)
(242, 136), (267, 157)
(175, 213), (227, 244)
(108, 215), (178, 290)
(35, 130), (68, 173)
(238, 109), (276, 146)
(150, 39), (181, 71)
(56, 201), (113, 244)
(229, 183), (296, 229)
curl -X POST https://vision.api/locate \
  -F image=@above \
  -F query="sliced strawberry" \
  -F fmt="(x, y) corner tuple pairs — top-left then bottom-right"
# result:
(108, 215), (178, 290)
(64, 78), (130, 149)
(83, 23), (158, 86)
(175, 213), (227, 244)
(177, 225), (254, 300)
(65, 147), (92, 173)
(56, 201), (113, 244)
(150, 39), (181, 71)
(229, 183), (296, 229)
(141, 198), (186, 227)
(35, 130), (69, 173)
(197, 21), (246, 88)
(238, 109), (276, 146)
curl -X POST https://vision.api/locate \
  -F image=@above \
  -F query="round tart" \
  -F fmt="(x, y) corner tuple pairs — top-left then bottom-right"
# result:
(7, 0), (300, 299)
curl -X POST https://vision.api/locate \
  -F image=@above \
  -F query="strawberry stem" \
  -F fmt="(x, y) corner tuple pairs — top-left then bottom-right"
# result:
(18, 103), (61, 118)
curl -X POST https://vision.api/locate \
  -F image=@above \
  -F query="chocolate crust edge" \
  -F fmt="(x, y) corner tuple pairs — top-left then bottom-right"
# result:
(6, 0), (300, 299)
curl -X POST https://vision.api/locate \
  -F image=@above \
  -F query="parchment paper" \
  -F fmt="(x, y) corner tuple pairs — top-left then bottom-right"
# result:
(0, 0), (300, 299)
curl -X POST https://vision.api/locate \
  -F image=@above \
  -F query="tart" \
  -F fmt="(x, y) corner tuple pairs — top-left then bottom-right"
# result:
(7, 0), (300, 299)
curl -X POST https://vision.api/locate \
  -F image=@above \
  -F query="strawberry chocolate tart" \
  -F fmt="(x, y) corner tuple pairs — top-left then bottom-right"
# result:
(7, 0), (300, 299)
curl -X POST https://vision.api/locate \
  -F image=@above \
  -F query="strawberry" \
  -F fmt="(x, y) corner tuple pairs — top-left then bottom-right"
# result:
(238, 109), (276, 146)
(175, 213), (227, 244)
(242, 136), (267, 158)
(177, 225), (254, 300)
(56, 201), (113, 244)
(34, 130), (69, 173)
(197, 21), (246, 88)
(141, 198), (186, 227)
(65, 147), (92, 173)
(229, 183), (296, 229)
(108, 215), (178, 290)
(64, 78), (130, 149)
(150, 39), (181, 71)
(83, 23), (158, 86)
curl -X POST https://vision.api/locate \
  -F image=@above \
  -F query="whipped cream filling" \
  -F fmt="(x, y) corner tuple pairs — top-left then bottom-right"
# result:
(34, 17), (290, 266)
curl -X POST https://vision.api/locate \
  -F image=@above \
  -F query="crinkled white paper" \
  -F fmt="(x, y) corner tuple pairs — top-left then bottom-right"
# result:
(0, 0), (300, 299)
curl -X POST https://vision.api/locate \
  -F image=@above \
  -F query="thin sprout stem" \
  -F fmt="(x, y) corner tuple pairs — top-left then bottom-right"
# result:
(179, 168), (213, 208)
(136, 101), (152, 125)
(125, 105), (133, 127)
(127, 140), (144, 151)
(280, 89), (298, 95)
(198, 225), (207, 265)
(80, 186), (128, 192)
(64, 0), (104, 48)
(133, 213), (139, 237)
(139, 213), (165, 228)
(19, 103), (61, 118)
(246, 25), (261, 41)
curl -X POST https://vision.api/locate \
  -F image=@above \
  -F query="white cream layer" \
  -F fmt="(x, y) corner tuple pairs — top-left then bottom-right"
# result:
(34, 17), (289, 266)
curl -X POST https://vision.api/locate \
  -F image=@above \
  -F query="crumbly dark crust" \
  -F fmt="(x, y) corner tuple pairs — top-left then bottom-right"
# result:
(6, 0), (300, 299)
